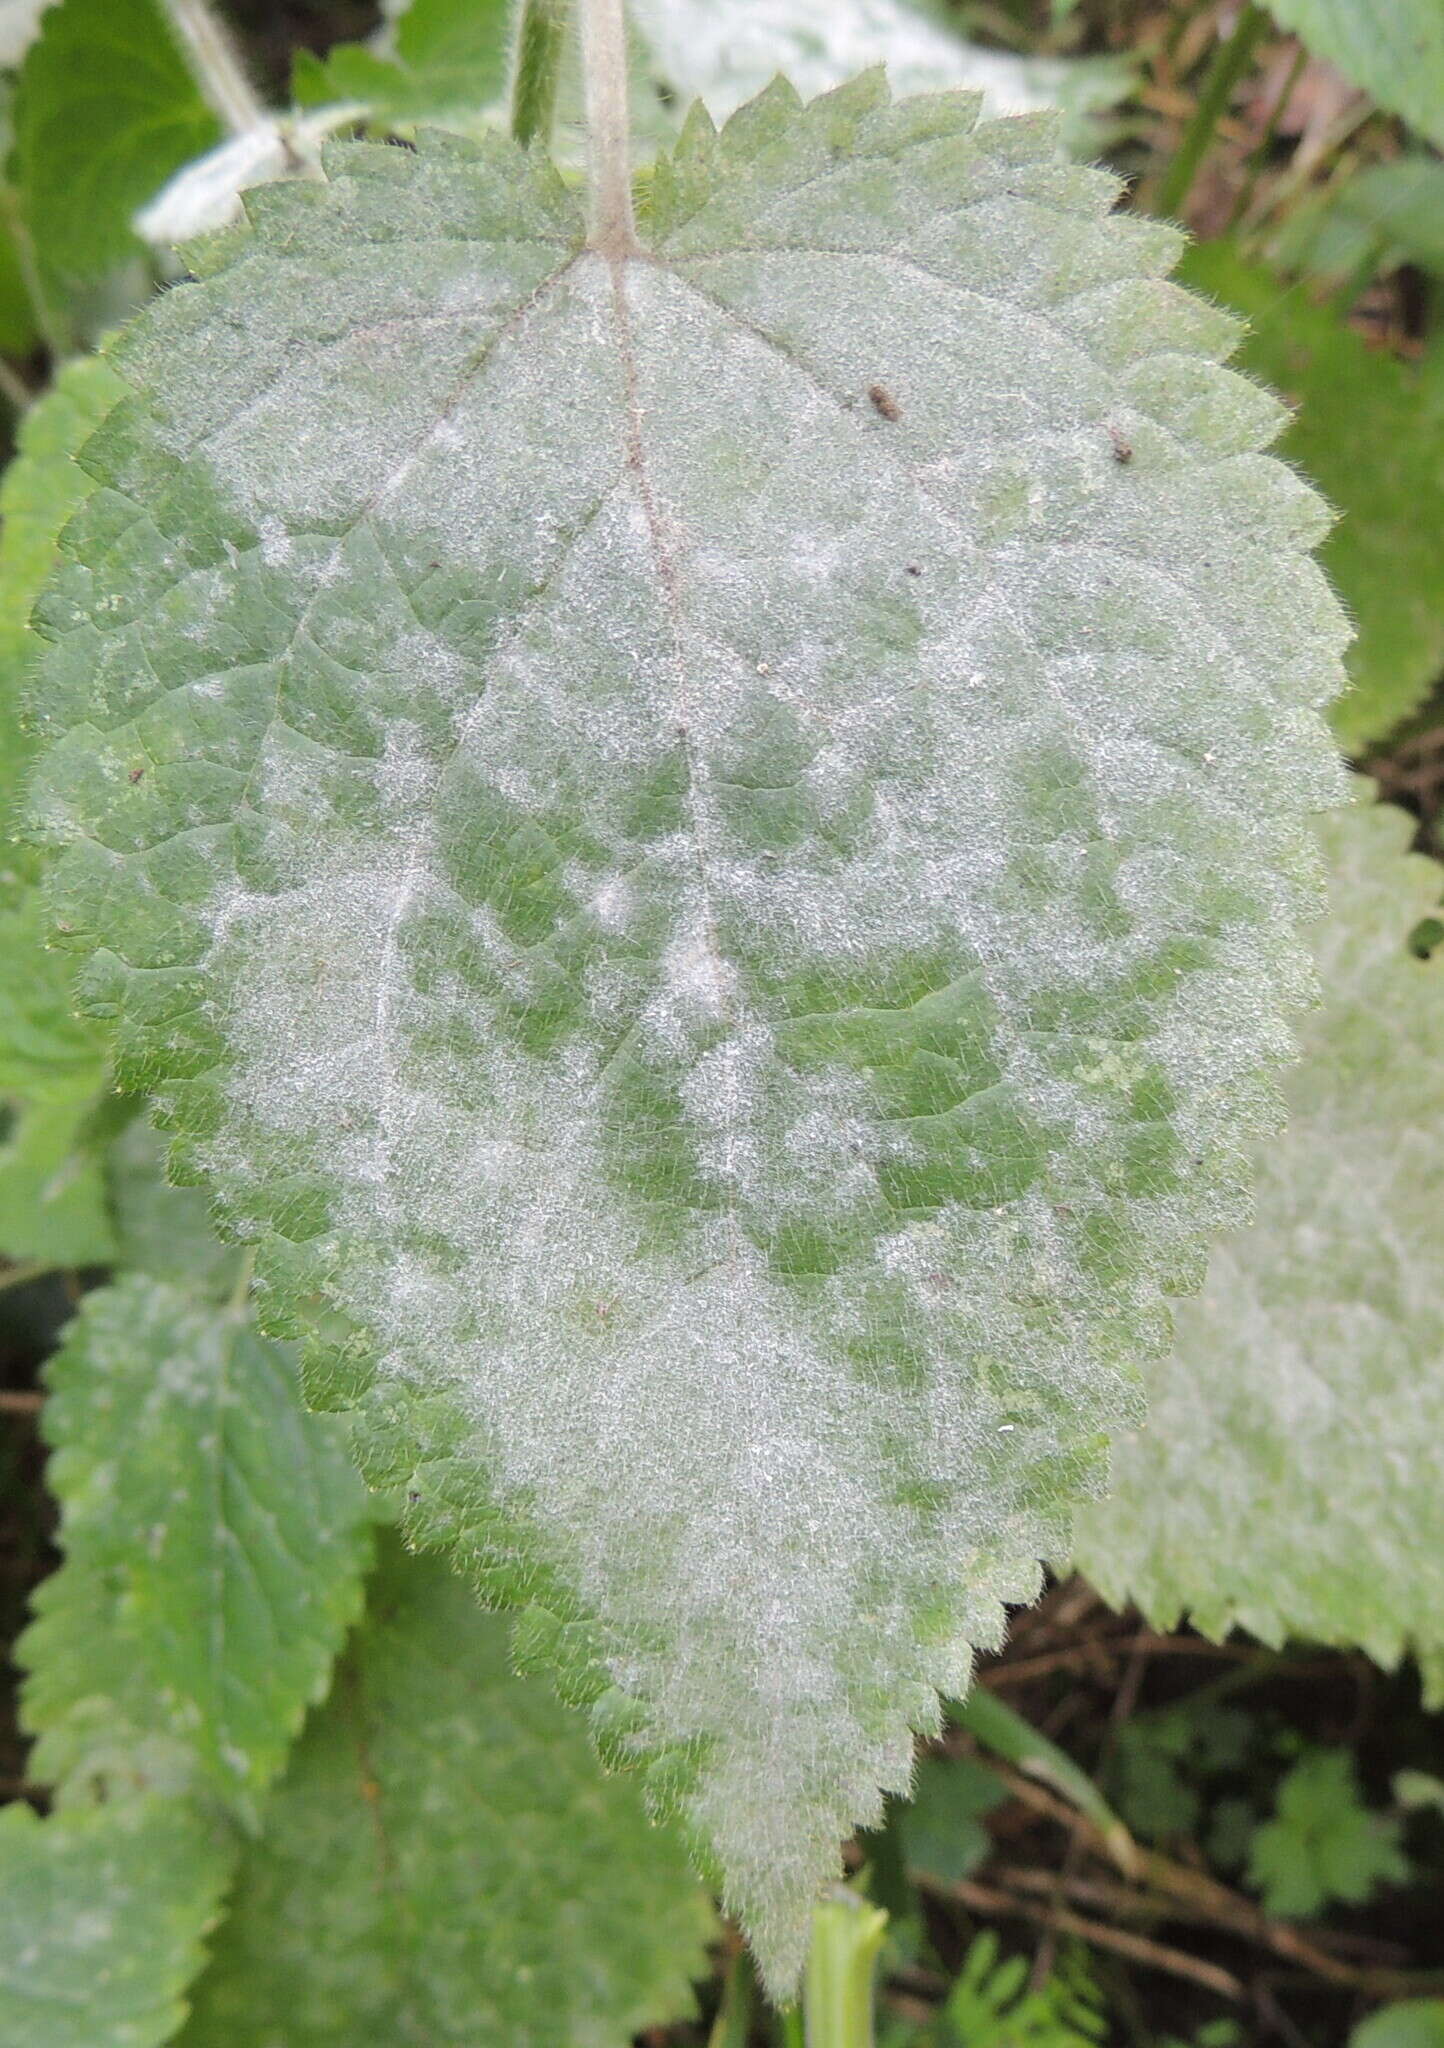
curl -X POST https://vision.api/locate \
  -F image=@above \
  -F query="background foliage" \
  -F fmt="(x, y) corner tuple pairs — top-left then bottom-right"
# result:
(0, 0), (1442, 2043)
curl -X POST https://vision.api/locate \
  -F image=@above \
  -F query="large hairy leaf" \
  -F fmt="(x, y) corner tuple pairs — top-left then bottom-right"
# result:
(1073, 800), (1444, 1698)
(26, 84), (1347, 1981)
(20, 1275), (372, 1809)
(180, 1543), (713, 2047)
(1265, 0), (1444, 151)
(0, 1797), (232, 2048)
(1178, 242), (1444, 752)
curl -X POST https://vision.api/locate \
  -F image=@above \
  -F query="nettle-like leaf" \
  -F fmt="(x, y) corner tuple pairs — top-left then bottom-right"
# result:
(1073, 799), (1444, 1697)
(26, 84), (1348, 1981)
(20, 1274), (372, 1810)
(180, 1541), (713, 2046)
(0, 1797), (232, 2048)
(0, 357), (129, 1263)
(1178, 243), (1444, 753)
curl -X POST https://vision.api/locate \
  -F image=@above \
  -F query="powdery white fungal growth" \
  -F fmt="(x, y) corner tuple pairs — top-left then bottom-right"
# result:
(28, 80), (1347, 1987)
(1073, 797), (1444, 1704)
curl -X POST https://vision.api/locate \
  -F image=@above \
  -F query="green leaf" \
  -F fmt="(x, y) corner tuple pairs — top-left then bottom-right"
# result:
(1177, 242), (1444, 751)
(941, 1932), (1107, 2047)
(12, 0), (219, 287)
(20, 1274), (372, 1810)
(1073, 799), (1444, 1689)
(106, 1117), (242, 1295)
(0, 357), (133, 1268)
(0, 1797), (233, 2048)
(0, 1089), (113, 1264)
(25, 91), (1347, 1985)
(294, 0), (513, 127)
(1264, 0), (1444, 149)
(179, 1542), (713, 2047)
(1352, 2006), (1444, 2048)
(1246, 1747), (1407, 1919)
(0, 352), (127, 864)
(901, 1753), (1005, 1884)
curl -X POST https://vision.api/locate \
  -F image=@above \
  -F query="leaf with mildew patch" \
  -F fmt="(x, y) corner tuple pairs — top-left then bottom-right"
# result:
(25, 79), (1347, 1985)
(1073, 799), (1444, 1698)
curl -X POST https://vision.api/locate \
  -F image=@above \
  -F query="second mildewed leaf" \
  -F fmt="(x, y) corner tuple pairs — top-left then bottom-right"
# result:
(26, 80), (1347, 1982)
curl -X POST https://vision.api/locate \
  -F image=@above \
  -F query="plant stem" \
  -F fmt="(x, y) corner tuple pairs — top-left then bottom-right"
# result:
(577, 0), (637, 255)
(1155, 1), (1267, 222)
(510, 0), (571, 150)
(708, 1941), (758, 2048)
(157, 0), (270, 138)
(948, 1685), (1138, 1876)
(802, 1888), (887, 2048)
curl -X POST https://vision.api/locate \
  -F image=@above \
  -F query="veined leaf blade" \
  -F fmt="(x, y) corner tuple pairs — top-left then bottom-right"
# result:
(26, 89), (1347, 1982)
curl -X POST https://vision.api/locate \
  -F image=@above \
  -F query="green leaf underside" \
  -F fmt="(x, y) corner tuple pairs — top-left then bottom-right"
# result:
(1073, 800), (1444, 1690)
(12, 0), (219, 286)
(180, 1542), (713, 2047)
(1264, 0), (1444, 152)
(20, 1274), (372, 1809)
(1178, 242), (1444, 753)
(26, 82), (1347, 1983)
(0, 1797), (233, 2048)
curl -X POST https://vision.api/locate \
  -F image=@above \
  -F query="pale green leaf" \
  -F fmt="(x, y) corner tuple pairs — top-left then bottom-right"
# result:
(0, 353), (127, 863)
(106, 1117), (243, 1295)
(1265, 0), (1444, 150)
(26, 90), (1347, 1983)
(1176, 243), (1444, 751)
(0, 356), (138, 1268)
(0, 1089), (113, 1264)
(0, 1797), (233, 2048)
(12, 0), (219, 286)
(1073, 799), (1444, 1686)
(20, 1274), (372, 1809)
(179, 1542), (713, 2047)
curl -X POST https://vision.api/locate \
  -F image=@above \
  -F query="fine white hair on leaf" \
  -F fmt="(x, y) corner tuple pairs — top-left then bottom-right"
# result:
(27, 78), (1348, 1991)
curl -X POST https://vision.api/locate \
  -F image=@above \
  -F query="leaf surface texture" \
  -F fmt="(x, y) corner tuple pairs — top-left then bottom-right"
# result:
(179, 1543), (713, 2047)
(26, 86), (1347, 1980)
(20, 1275), (372, 1808)
(0, 1798), (232, 2048)
(1073, 801), (1444, 1693)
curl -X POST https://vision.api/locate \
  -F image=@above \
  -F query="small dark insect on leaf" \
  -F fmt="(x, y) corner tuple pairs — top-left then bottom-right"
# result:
(128, 766), (144, 784)
(868, 383), (901, 421)
(905, 563), (922, 577)
(1108, 424), (1133, 464)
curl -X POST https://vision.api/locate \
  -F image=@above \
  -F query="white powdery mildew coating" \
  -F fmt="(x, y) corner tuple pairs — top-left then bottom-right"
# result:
(1073, 801), (1444, 1689)
(31, 104), (1350, 1983)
